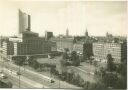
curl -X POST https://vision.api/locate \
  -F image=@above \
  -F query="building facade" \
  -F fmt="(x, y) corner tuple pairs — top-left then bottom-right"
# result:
(2, 41), (14, 55)
(19, 9), (31, 34)
(66, 28), (69, 37)
(93, 42), (127, 63)
(73, 43), (83, 54)
(4, 10), (53, 56)
(45, 31), (53, 40)
(51, 37), (74, 52)
(10, 31), (52, 56)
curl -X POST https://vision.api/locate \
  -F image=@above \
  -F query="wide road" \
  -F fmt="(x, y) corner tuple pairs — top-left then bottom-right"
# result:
(0, 66), (47, 88)
(0, 60), (81, 89)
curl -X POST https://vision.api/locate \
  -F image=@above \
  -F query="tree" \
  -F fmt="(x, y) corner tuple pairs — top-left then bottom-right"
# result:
(28, 56), (40, 69)
(115, 62), (127, 89)
(61, 48), (69, 66)
(70, 51), (80, 66)
(94, 65), (127, 89)
(12, 56), (26, 66)
(74, 74), (80, 85)
(114, 75), (127, 89)
(62, 53), (69, 60)
(83, 43), (93, 60)
(107, 54), (114, 72)
(83, 81), (90, 89)
(116, 62), (127, 76)
(102, 72), (118, 88)
(95, 67), (119, 88)
(50, 65), (56, 74)
(89, 82), (106, 90)
(68, 71), (74, 83)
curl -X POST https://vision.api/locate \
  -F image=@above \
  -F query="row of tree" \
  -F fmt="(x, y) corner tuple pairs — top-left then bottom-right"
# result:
(58, 53), (126, 89)
(0, 80), (12, 88)
(94, 54), (127, 89)
(50, 68), (107, 90)
(12, 56), (56, 72)
(12, 56), (26, 66)
(62, 49), (80, 66)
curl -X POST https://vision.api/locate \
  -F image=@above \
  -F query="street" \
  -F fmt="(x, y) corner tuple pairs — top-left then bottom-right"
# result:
(0, 59), (81, 89)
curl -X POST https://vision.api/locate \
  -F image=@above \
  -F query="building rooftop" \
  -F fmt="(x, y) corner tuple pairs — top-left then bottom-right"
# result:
(50, 37), (74, 42)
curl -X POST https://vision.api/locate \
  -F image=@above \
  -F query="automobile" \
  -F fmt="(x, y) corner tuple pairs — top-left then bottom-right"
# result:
(50, 79), (55, 83)
(0, 73), (7, 79)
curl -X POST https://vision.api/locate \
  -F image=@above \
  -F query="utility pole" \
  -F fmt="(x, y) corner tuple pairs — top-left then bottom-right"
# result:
(59, 77), (60, 88)
(58, 73), (61, 88)
(19, 65), (21, 88)
(2, 56), (4, 73)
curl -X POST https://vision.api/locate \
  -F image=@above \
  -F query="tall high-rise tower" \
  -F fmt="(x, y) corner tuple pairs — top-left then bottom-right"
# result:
(19, 9), (31, 34)
(66, 28), (69, 37)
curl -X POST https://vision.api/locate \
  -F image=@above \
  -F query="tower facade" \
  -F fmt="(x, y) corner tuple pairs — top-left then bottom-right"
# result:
(19, 9), (31, 34)
(66, 28), (69, 37)
(85, 28), (88, 37)
(45, 31), (53, 40)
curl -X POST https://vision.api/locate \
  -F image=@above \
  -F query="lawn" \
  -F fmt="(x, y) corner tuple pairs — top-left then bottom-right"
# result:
(36, 56), (96, 83)
(36, 56), (61, 65)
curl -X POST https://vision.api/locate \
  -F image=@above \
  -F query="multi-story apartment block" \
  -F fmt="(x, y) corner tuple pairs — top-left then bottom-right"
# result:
(93, 42), (127, 63)
(2, 41), (14, 55)
(51, 37), (74, 52)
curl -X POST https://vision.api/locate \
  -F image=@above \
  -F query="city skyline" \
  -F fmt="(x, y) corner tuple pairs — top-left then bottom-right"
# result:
(0, 1), (127, 89)
(0, 1), (127, 36)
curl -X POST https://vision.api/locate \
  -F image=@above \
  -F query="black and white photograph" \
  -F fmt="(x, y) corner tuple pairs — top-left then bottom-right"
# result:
(0, 0), (127, 89)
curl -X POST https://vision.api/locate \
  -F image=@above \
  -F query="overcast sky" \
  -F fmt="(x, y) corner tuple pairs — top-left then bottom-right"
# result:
(0, 0), (127, 36)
